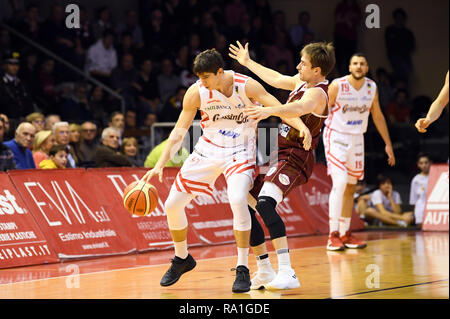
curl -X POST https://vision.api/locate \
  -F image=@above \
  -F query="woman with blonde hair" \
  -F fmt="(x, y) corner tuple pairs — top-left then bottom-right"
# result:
(121, 137), (142, 167)
(33, 130), (57, 167)
(26, 112), (46, 133)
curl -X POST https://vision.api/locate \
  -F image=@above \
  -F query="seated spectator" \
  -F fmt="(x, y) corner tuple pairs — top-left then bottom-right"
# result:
(376, 68), (395, 110)
(157, 58), (181, 104)
(69, 123), (83, 163)
(290, 11), (314, 51)
(95, 127), (132, 167)
(32, 130), (56, 168)
(53, 121), (78, 168)
(359, 174), (414, 227)
(16, 3), (41, 42)
(88, 86), (110, 126)
(116, 10), (144, 48)
(44, 114), (61, 130)
(386, 89), (411, 123)
(121, 137), (142, 167)
(123, 110), (137, 136)
(144, 138), (189, 168)
(26, 112), (45, 133)
(59, 82), (93, 122)
(135, 59), (161, 117)
(108, 112), (125, 140)
(39, 144), (68, 169)
(111, 53), (139, 110)
(264, 31), (295, 74)
(0, 117), (16, 171)
(158, 86), (186, 123)
(354, 180), (374, 224)
(4, 122), (36, 169)
(0, 51), (37, 120)
(410, 153), (431, 227)
(78, 121), (99, 165)
(0, 114), (13, 141)
(85, 29), (117, 85)
(92, 6), (114, 41)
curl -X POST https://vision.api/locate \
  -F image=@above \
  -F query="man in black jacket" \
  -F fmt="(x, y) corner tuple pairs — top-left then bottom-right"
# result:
(0, 117), (16, 171)
(94, 126), (132, 167)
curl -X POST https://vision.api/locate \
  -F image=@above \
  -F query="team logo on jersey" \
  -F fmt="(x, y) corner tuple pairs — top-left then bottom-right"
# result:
(278, 173), (290, 186)
(212, 112), (249, 124)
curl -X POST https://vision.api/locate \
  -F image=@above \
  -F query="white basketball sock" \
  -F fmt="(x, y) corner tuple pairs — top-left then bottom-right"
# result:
(329, 169), (348, 234)
(276, 248), (291, 270)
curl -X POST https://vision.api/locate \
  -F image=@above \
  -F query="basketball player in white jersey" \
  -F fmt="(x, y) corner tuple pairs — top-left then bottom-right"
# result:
(142, 49), (311, 293)
(415, 70), (449, 133)
(324, 53), (396, 250)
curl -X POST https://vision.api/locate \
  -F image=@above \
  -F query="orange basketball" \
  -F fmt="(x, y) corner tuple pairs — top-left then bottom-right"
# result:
(122, 181), (159, 216)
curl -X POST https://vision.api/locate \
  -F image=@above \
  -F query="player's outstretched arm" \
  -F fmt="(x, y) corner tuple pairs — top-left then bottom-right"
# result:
(245, 79), (312, 150)
(142, 84), (199, 183)
(229, 41), (299, 91)
(370, 90), (395, 166)
(244, 87), (326, 120)
(415, 70), (449, 133)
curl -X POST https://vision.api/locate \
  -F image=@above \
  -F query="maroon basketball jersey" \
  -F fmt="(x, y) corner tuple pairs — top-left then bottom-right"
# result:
(278, 80), (329, 150)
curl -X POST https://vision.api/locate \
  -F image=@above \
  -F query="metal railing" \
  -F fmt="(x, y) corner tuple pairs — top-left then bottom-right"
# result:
(1, 22), (126, 114)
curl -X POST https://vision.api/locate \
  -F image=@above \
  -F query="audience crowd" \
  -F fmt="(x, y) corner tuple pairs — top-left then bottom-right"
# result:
(0, 1), (447, 229)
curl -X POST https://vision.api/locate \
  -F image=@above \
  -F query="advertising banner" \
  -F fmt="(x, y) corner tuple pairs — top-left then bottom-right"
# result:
(422, 164), (449, 231)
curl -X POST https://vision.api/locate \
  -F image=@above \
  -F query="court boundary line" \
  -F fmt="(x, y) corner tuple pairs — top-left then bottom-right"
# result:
(326, 279), (449, 299)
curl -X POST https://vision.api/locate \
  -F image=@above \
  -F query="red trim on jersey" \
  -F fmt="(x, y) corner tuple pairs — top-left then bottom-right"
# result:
(234, 73), (249, 79)
(209, 91), (213, 99)
(207, 99), (221, 104)
(200, 111), (209, 129)
(235, 79), (246, 83)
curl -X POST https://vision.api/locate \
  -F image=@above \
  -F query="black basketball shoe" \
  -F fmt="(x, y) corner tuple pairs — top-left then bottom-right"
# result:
(231, 265), (251, 293)
(160, 254), (197, 287)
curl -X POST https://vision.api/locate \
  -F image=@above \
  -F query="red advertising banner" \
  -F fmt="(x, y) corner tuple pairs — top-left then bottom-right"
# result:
(8, 169), (136, 259)
(422, 164), (449, 231)
(86, 167), (204, 251)
(0, 172), (59, 268)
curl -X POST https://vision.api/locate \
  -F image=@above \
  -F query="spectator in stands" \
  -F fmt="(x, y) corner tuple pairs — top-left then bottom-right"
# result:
(199, 11), (219, 49)
(95, 127), (132, 167)
(0, 114), (13, 141)
(386, 89), (411, 123)
(53, 121), (77, 168)
(121, 137), (142, 167)
(0, 27), (13, 59)
(116, 10), (144, 48)
(44, 114), (61, 131)
(0, 51), (37, 120)
(92, 6), (114, 41)
(124, 110), (137, 135)
(225, 0), (247, 28)
(69, 123), (82, 162)
(265, 31), (295, 74)
(18, 50), (40, 101)
(32, 130), (56, 167)
(26, 112), (45, 133)
(375, 68), (395, 110)
(135, 58), (161, 117)
(333, 0), (362, 75)
(39, 144), (68, 169)
(111, 53), (139, 110)
(410, 153), (431, 227)
(85, 29), (117, 85)
(0, 116), (16, 171)
(59, 82), (93, 122)
(16, 3), (41, 43)
(4, 122), (36, 169)
(144, 138), (189, 168)
(108, 112), (125, 139)
(363, 174), (415, 227)
(175, 45), (197, 88)
(143, 9), (168, 59)
(385, 8), (416, 83)
(38, 57), (58, 110)
(158, 86), (187, 123)
(290, 11), (314, 52)
(157, 58), (181, 104)
(78, 121), (99, 165)
(116, 32), (137, 64)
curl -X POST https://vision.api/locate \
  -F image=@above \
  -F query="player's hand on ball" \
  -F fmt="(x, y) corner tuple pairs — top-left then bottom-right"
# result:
(385, 144), (396, 166)
(298, 125), (312, 151)
(244, 104), (270, 121)
(229, 41), (250, 67)
(142, 166), (164, 183)
(415, 118), (430, 133)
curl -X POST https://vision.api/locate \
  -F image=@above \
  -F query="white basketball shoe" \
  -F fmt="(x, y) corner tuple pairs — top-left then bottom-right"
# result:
(265, 267), (301, 290)
(250, 266), (277, 290)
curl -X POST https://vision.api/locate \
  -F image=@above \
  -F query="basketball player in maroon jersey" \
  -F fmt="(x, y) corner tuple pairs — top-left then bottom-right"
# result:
(229, 41), (335, 289)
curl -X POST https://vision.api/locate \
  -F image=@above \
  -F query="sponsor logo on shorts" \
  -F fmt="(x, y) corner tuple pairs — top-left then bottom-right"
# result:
(346, 120), (363, 125)
(218, 129), (240, 139)
(278, 174), (290, 186)
(333, 139), (348, 147)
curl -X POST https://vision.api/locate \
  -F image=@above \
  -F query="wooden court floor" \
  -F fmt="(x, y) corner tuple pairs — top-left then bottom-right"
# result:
(0, 231), (447, 299)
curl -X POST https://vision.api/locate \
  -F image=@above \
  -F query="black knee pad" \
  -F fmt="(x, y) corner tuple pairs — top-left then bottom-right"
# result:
(256, 196), (286, 240)
(249, 206), (265, 247)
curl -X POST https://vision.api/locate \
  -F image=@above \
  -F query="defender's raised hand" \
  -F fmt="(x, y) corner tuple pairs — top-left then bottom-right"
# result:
(229, 41), (250, 67)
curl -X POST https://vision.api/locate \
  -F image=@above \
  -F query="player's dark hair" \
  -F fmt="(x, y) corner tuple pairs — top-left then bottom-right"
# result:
(301, 42), (335, 77)
(349, 52), (368, 63)
(193, 49), (224, 75)
(49, 144), (68, 157)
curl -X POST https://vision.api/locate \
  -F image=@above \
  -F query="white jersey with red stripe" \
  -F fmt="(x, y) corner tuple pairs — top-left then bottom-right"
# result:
(324, 76), (376, 135)
(197, 70), (257, 148)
